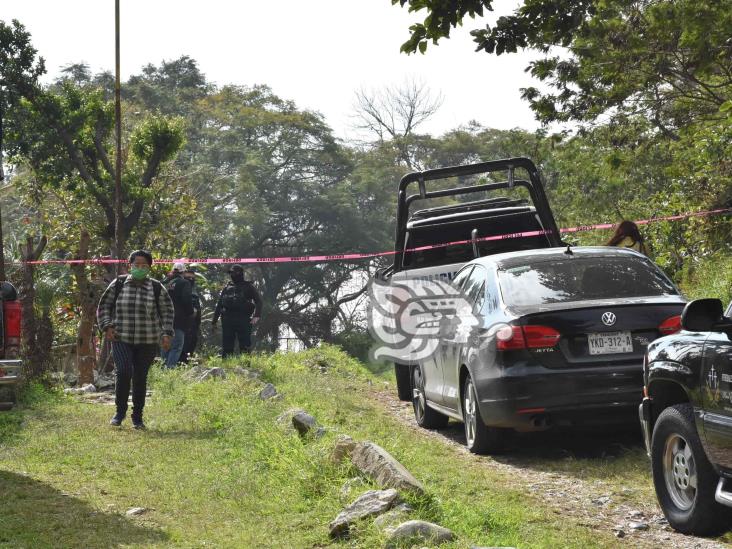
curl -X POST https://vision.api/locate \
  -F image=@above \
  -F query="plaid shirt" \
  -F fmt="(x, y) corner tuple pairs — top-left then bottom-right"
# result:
(97, 276), (175, 345)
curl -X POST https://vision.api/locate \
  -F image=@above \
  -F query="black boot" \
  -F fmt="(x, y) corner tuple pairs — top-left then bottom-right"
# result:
(110, 411), (125, 427)
(131, 411), (145, 430)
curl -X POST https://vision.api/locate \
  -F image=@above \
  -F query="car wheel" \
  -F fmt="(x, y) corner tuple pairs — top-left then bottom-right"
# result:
(651, 403), (731, 535)
(394, 363), (412, 401)
(462, 375), (510, 455)
(0, 385), (17, 411)
(412, 365), (449, 429)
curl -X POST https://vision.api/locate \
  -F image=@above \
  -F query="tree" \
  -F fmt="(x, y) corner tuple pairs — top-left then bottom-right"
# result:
(353, 79), (442, 169)
(6, 81), (185, 258)
(0, 19), (45, 281)
(392, 0), (732, 132)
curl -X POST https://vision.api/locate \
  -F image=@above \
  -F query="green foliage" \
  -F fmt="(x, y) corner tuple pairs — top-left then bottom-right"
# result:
(130, 114), (185, 163)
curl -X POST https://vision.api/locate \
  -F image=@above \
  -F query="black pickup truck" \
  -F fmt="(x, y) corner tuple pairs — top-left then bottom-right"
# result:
(376, 157), (563, 401)
(640, 298), (732, 534)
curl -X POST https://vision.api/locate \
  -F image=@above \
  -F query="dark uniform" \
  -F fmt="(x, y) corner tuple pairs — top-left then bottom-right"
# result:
(212, 265), (262, 357)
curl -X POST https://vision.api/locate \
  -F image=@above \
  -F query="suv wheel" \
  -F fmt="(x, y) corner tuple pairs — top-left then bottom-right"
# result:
(394, 363), (412, 401)
(462, 375), (510, 455)
(0, 385), (17, 411)
(412, 365), (449, 429)
(651, 403), (731, 534)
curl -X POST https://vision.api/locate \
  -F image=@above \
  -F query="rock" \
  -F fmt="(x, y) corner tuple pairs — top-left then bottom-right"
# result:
(198, 367), (226, 381)
(332, 435), (357, 464)
(94, 373), (116, 391)
(64, 383), (96, 395)
(628, 510), (644, 519)
(628, 521), (649, 531)
(373, 503), (413, 532)
(232, 367), (261, 380)
(292, 411), (323, 437)
(276, 408), (306, 427)
(52, 371), (79, 386)
(258, 383), (279, 400)
(385, 520), (455, 547)
(591, 495), (611, 506)
(183, 366), (207, 380)
(329, 488), (399, 538)
(350, 442), (424, 494)
(125, 507), (147, 516)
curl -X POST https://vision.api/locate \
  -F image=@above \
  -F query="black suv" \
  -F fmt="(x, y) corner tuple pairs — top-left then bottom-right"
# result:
(640, 298), (732, 534)
(377, 158), (563, 402)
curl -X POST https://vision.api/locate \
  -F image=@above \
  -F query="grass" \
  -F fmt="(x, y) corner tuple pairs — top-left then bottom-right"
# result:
(0, 346), (668, 548)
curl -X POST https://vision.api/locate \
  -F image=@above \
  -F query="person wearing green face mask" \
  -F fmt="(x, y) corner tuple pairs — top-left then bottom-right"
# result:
(97, 250), (175, 429)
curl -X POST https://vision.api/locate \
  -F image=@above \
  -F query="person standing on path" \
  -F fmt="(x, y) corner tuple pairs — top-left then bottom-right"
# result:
(97, 250), (175, 429)
(160, 262), (194, 367)
(212, 265), (262, 357)
(180, 266), (202, 362)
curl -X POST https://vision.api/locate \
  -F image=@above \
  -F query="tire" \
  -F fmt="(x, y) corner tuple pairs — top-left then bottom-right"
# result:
(394, 363), (412, 402)
(412, 365), (449, 429)
(651, 403), (732, 535)
(462, 375), (510, 455)
(0, 385), (17, 411)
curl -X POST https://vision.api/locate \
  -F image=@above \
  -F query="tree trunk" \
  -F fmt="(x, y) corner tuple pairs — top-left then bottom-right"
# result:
(20, 234), (47, 380)
(0, 110), (6, 282)
(71, 231), (97, 385)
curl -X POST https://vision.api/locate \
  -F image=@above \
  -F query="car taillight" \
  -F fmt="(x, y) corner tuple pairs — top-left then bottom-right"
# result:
(496, 325), (561, 350)
(658, 315), (682, 336)
(3, 301), (21, 338)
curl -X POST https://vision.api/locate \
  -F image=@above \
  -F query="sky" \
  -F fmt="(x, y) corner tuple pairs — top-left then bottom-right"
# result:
(0, 0), (542, 140)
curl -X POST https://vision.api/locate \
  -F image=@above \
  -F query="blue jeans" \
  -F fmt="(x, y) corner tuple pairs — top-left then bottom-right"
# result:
(161, 329), (185, 368)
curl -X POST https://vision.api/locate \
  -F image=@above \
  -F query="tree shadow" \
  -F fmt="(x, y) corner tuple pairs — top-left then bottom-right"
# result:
(0, 470), (169, 548)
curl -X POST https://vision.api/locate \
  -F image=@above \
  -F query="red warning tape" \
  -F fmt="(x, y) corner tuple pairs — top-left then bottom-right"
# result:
(15, 207), (732, 266)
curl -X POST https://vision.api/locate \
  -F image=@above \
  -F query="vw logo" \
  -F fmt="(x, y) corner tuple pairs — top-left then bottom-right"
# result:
(601, 312), (617, 326)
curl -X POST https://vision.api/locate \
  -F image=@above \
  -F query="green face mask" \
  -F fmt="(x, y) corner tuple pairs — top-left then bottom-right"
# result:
(130, 266), (149, 280)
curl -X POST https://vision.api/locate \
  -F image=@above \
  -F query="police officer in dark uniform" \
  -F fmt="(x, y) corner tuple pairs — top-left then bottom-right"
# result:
(212, 265), (262, 357)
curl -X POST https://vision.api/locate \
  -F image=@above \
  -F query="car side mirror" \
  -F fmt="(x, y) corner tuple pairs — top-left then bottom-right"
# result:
(681, 299), (725, 332)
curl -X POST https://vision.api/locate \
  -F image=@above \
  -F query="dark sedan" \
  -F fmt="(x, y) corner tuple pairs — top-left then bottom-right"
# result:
(410, 246), (687, 454)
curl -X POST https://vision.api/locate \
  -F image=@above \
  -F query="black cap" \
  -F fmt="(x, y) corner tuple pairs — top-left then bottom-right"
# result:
(228, 264), (244, 273)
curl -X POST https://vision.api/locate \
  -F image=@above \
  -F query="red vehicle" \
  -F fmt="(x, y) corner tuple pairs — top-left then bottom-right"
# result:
(0, 282), (21, 409)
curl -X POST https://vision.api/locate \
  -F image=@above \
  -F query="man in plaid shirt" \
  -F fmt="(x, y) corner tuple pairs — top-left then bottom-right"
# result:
(97, 250), (175, 429)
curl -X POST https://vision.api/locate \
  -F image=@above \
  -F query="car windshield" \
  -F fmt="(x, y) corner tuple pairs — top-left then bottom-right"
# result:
(498, 255), (679, 308)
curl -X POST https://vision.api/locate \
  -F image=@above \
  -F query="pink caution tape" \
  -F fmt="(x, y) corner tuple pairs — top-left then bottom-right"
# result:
(14, 206), (732, 266)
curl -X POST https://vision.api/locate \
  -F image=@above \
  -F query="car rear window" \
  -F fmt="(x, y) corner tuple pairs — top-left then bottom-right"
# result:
(403, 211), (551, 269)
(498, 255), (679, 307)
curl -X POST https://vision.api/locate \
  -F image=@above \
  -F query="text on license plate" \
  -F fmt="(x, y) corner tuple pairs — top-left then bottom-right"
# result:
(588, 331), (633, 355)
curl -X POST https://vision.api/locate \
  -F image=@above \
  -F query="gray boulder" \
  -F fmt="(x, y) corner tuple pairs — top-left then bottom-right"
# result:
(276, 408), (306, 427)
(64, 383), (96, 395)
(385, 520), (455, 548)
(232, 367), (261, 380)
(329, 488), (398, 538)
(183, 366), (206, 380)
(198, 367), (226, 381)
(258, 383), (279, 400)
(94, 373), (116, 391)
(332, 435), (357, 464)
(292, 411), (325, 438)
(350, 442), (424, 494)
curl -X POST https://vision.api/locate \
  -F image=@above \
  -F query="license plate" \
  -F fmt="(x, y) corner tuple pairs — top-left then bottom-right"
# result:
(588, 331), (633, 355)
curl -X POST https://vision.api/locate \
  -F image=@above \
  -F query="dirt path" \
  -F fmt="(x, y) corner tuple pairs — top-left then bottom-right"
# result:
(371, 388), (730, 549)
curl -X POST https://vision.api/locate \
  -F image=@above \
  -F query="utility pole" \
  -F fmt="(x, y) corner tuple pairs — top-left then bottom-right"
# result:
(114, 0), (122, 273)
